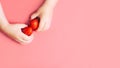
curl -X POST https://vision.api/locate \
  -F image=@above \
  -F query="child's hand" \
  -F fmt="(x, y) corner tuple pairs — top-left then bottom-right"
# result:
(1, 23), (34, 44)
(30, 6), (53, 31)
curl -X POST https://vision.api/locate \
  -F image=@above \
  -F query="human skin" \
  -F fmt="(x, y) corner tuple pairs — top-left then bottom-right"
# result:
(0, 0), (58, 44)
(31, 0), (58, 31)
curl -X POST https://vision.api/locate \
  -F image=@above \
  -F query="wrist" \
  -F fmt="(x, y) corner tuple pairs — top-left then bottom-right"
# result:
(37, 4), (54, 13)
(0, 19), (9, 31)
(42, 0), (58, 10)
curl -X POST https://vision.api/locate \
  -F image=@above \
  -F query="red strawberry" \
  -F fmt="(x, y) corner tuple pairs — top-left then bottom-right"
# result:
(29, 17), (40, 30)
(22, 27), (33, 36)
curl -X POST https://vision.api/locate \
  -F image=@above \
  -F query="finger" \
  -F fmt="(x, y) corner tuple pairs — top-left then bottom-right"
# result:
(18, 24), (28, 28)
(14, 36), (28, 44)
(21, 38), (33, 45)
(37, 17), (45, 31)
(18, 38), (32, 45)
(41, 16), (52, 31)
(21, 32), (34, 41)
(31, 12), (39, 20)
(17, 34), (33, 45)
(42, 21), (51, 31)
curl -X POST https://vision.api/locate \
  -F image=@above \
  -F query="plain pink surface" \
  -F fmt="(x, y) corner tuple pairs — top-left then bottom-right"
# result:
(0, 0), (44, 23)
(0, 0), (120, 68)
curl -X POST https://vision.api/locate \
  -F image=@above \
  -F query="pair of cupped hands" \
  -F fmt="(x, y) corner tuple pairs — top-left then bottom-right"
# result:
(1, 5), (53, 44)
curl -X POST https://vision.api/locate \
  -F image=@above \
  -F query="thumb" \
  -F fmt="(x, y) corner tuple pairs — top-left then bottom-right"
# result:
(30, 12), (39, 20)
(18, 24), (28, 28)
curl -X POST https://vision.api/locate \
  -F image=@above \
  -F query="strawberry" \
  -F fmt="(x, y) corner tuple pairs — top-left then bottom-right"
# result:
(29, 17), (40, 30)
(22, 27), (33, 36)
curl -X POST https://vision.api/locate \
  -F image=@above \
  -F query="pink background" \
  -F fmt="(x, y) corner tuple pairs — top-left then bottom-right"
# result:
(0, 0), (120, 68)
